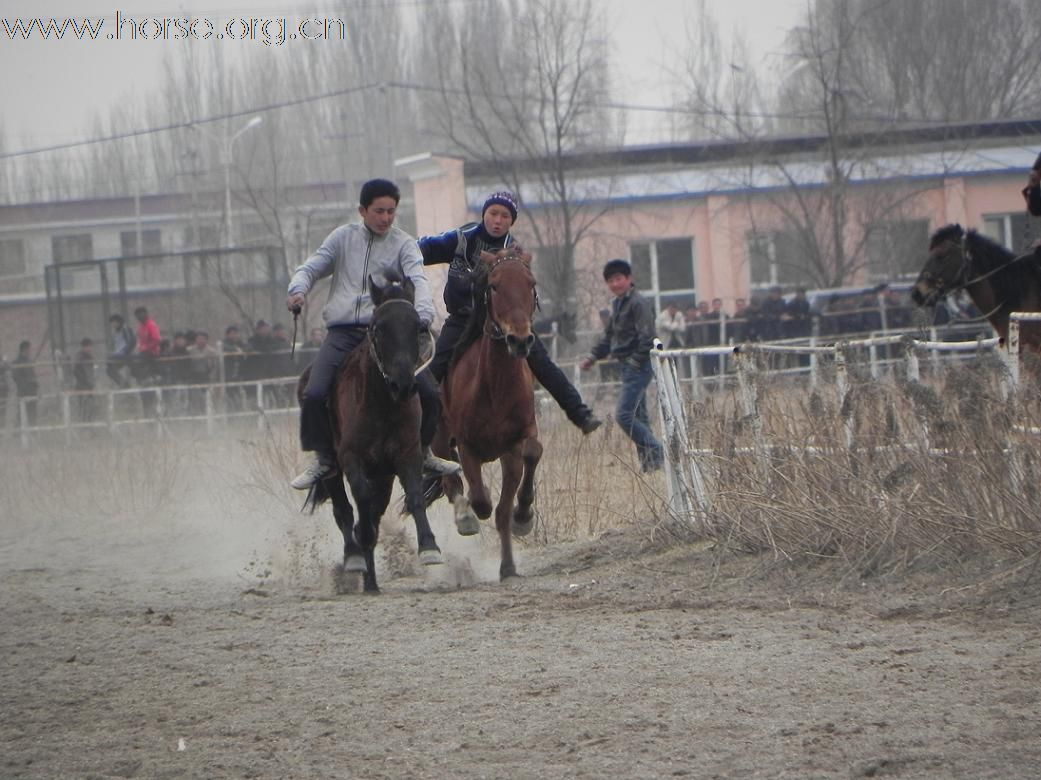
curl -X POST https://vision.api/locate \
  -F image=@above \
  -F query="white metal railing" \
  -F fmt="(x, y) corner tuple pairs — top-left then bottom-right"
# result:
(649, 319), (1029, 530)
(4, 376), (300, 447)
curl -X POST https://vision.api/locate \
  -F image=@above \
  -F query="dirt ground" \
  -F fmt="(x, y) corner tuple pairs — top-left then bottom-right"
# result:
(2, 432), (1040, 779)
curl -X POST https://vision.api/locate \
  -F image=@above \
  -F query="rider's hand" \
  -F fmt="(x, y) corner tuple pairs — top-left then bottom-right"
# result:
(287, 293), (305, 313)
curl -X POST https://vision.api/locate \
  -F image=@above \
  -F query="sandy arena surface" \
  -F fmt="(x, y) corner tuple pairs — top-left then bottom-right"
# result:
(1, 433), (1039, 779)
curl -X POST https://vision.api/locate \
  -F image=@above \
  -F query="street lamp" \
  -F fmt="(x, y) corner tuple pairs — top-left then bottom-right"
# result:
(190, 115), (263, 247)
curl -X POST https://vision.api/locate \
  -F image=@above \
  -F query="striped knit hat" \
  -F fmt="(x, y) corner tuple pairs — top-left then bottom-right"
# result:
(482, 191), (519, 222)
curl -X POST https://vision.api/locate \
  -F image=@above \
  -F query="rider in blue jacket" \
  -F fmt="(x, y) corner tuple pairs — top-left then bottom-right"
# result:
(419, 192), (601, 434)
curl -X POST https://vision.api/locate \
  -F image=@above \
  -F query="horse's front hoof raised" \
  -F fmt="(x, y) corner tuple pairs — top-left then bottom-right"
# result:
(418, 547), (444, 566)
(455, 510), (480, 536)
(514, 506), (537, 537)
(344, 554), (367, 573)
(512, 518), (534, 537)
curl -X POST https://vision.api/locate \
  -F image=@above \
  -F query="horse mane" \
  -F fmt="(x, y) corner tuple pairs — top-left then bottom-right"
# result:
(928, 223), (964, 250)
(963, 228), (1041, 310)
(450, 262), (491, 367)
(374, 268), (414, 305)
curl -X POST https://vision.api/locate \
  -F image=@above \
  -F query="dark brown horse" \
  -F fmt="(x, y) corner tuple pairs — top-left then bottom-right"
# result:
(912, 223), (1041, 350)
(304, 274), (442, 592)
(432, 248), (543, 580)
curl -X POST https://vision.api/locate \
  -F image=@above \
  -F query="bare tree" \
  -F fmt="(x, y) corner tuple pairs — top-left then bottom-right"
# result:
(415, 0), (620, 318)
(671, 0), (770, 141)
(671, 0), (1041, 290)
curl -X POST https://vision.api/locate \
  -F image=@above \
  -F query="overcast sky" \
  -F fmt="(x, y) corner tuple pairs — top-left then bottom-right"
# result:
(0, 0), (806, 151)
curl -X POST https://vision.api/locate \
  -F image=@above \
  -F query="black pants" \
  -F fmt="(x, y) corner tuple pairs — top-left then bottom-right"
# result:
(431, 312), (590, 424)
(299, 326), (439, 456)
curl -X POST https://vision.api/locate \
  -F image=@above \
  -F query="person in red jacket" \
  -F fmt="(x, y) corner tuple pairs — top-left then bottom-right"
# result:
(132, 305), (161, 385)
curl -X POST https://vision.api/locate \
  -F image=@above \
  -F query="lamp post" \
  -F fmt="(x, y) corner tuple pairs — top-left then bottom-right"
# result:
(190, 116), (263, 247)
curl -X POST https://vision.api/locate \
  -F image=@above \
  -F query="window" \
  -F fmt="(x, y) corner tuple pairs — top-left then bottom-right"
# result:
(120, 229), (162, 256)
(183, 224), (220, 250)
(51, 234), (95, 292)
(0, 238), (26, 277)
(982, 213), (1031, 254)
(746, 230), (812, 291)
(52, 234), (93, 264)
(864, 219), (929, 282)
(628, 238), (696, 312)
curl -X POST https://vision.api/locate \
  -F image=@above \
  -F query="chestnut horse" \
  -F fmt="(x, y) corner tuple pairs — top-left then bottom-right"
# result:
(912, 224), (1041, 350)
(303, 274), (442, 592)
(432, 248), (543, 580)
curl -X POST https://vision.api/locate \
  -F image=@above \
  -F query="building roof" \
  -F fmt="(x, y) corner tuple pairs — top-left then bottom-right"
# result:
(464, 118), (1041, 211)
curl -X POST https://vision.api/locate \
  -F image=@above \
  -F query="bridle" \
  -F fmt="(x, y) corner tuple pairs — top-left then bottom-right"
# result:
(483, 255), (538, 342)
(926, 230), (1022, 323)
(366, 298), (432, 385)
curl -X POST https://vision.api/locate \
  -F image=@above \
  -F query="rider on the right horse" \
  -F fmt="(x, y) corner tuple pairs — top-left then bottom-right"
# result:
(418, 192), (602, 436)
(1023, 152), (1041, 235)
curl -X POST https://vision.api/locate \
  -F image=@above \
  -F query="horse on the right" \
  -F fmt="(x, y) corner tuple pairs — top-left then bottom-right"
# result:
(911, 223), (1041, 350)
(430, 247), (543, 580)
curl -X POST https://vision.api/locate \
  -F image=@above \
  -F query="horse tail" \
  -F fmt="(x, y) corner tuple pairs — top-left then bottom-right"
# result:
(301, 477), (333, 513)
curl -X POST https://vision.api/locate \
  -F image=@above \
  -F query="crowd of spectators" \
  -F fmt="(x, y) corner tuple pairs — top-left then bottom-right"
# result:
(0, 307), (323, 429)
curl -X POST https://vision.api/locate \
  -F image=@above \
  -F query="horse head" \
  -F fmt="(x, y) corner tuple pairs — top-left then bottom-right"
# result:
(367, 272), (421, 403)
(912, 223), (967, 308)
(478, 248), (537, 358)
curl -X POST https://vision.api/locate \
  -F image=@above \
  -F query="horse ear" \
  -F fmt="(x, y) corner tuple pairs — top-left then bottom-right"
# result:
(368, 274), (383, 306)
(402, 275), (415, 303)
(478, 250), (499, 268)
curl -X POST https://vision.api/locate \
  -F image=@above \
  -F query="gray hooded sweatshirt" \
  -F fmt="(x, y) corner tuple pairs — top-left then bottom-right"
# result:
(287, 222), (435, 328)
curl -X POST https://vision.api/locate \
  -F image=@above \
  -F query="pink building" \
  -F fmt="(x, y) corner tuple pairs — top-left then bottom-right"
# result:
(397, 120), (1041, 326)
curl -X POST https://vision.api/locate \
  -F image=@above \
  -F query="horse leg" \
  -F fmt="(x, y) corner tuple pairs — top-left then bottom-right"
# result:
(444, 471), (479, 537)
(496, 451), (524, 580)
(511, 436), (543, 538)
(460, 446), (493, 519)
(344, 465), (379, 588)
(399, 455), (443, 565)
(355, 474), (394, 594)
(324, 474), (363, 572)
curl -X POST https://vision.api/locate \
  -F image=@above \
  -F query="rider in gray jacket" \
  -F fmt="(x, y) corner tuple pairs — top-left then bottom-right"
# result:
(287, 178), (458, 490)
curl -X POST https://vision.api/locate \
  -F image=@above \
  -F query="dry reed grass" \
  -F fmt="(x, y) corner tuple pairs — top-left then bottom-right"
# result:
(677, 352), (1041, 582)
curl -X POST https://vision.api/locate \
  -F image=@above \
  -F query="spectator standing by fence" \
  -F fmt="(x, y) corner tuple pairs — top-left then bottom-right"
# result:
(222, 325), (247, 412)
(106, 313), (135, 388)
(656, 303), (686, 349)
(73, 337), (97, 422)
(579, 259), (663, 473)
(11, 340), (39, 427)
(132, 307), (161, 384)
(187, 330), (219, 413)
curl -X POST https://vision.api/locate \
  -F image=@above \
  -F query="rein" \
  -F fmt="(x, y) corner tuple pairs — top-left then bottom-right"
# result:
(482, 256), (537, 342)
(366, 298), (430, 383)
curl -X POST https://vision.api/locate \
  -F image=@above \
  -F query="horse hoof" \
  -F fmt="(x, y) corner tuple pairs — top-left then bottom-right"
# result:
(511, 517), (534, 538)
(344, 555), (367, 573)
(455, 512), (480, 536)
(418, 548), (444, 566)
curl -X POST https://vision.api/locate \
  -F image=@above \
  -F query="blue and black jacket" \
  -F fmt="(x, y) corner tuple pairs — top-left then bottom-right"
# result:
(418, 223), (514, 316)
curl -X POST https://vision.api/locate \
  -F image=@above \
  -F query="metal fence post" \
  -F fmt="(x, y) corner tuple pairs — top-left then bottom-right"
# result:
(651, 340), (712, 528)
(735, 346), (769, 479)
